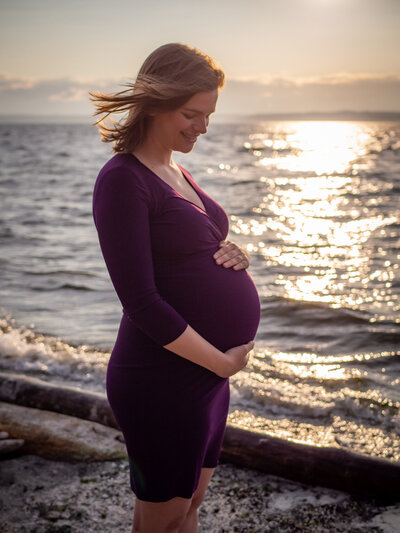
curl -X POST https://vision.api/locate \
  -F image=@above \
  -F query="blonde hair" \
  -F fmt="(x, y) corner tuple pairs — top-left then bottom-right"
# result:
(90, 43), (225, 153)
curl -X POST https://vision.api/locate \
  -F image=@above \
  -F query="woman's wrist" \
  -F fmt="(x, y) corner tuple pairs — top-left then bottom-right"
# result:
(209, 349), (228, 377)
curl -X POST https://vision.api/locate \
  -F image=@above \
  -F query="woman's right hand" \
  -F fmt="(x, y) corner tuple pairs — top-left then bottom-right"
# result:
(216, 341), (254, 378)
(163, 324), (254, 378)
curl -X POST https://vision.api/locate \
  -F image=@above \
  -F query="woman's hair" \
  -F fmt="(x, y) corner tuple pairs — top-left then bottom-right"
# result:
(90, 43), (225, 153)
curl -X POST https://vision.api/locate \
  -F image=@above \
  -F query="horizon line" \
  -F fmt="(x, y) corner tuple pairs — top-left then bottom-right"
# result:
(1, 110), (400, 124)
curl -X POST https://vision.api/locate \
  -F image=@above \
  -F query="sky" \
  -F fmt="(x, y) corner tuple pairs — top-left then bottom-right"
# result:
(0, 0), (399, 117)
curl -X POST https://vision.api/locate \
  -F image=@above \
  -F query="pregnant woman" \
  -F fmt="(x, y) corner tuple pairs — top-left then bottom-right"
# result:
(91, 43), (260, 533)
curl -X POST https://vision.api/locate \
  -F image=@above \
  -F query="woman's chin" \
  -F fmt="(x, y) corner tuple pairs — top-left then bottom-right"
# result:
(176, 143), (195, 154)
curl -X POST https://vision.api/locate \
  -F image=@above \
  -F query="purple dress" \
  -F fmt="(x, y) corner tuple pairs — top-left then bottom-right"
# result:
(93, 153), (260, 502)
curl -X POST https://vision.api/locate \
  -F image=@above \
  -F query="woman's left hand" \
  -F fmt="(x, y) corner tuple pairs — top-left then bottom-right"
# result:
(213, 241), (250, 271)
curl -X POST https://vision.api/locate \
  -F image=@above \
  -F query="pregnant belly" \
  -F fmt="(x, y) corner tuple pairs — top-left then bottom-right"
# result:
(157, 258), (261, 352)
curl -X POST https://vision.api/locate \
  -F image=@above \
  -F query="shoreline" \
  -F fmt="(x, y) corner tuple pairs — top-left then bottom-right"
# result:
(0, 368), (399, 531)
(0, 454), (397, 533)
(2, 371), (399, 501)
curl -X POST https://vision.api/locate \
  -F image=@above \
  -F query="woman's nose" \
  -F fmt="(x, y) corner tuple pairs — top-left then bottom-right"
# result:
(195, 117), (208, 134)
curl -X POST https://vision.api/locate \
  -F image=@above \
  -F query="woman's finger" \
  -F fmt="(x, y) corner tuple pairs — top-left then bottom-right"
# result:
(213, 241), (233, 258)
(213, 241), (250, 269)
(232, 258), (249, 270)
(217, 253), (248, 268)
(218, 254), (242, 267)
(214, 244), (242, 260)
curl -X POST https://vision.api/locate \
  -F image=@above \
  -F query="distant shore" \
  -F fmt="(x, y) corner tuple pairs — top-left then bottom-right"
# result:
(249, 110), (400, 122)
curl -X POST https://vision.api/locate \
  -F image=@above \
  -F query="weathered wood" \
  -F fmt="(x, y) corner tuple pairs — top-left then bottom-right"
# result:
(0, 371), (118, 428)
(221, 426), (400, 502)
(0, 401), (126, 462)
(1, 371), (399, 500)
(0, 438), (25, 456)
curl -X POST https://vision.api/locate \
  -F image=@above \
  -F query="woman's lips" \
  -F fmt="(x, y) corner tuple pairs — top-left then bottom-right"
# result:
(182, 133), (198, 143)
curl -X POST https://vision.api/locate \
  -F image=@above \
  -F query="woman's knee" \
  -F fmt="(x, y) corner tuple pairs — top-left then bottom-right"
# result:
(134, 513), (187, 533)
(135, 496), (192, 533)
(167, 515), (188, 532)
(190, 491), (205, 511)
(189, 467), (214, 510)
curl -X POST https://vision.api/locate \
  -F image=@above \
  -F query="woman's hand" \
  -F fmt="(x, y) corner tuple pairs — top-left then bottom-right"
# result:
(213, 241), (250, 271)
(215, 340), (254, 378)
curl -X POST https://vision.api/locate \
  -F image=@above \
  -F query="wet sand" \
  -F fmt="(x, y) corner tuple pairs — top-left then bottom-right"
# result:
(1, 454), (398, 532)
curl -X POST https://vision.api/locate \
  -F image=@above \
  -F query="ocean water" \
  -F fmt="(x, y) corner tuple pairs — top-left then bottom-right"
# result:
(0, 117), (399, 462)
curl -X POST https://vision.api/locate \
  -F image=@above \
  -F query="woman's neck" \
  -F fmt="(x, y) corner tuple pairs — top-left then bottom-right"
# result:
(133, 134), (174, 169)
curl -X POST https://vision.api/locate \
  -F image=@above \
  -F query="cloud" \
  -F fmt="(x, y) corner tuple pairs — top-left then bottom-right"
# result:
(0, 74), (123, 116)
(0, 72), (399, 116)
(219, 73), (400, 114)
(0, 73), (35, 90)
(49, 87), (91, 102)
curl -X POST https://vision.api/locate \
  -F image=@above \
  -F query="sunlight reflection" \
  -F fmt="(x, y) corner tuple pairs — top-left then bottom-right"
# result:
(257, 122), (371, 175)
(271, 350), (397, 365)
(290, 364), (351, 381)
(227, 409), (400, 459)
(237, 121), (399, 315)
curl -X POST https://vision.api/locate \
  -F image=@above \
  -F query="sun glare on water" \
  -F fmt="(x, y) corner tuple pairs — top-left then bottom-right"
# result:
(258, 121), (371, 175)
(233, 121), (399, 316)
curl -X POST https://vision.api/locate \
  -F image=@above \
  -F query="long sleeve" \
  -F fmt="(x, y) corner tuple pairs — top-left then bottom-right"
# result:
(93, 164), (188, 346)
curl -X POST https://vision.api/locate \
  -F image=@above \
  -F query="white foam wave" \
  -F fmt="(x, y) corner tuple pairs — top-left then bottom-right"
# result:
(0, 318), (108, 391)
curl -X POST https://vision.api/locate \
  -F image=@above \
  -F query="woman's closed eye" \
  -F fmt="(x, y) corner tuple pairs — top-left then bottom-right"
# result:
(183, 112), (211, 120)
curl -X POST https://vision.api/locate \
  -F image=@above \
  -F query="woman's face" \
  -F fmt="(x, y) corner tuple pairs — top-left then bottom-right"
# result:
(150, 89), (219, 153)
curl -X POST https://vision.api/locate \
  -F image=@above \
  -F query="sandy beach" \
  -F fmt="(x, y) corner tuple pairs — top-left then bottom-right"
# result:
(1, 453), (399, 532)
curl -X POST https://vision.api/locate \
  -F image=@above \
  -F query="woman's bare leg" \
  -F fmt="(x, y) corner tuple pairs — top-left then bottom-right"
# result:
(131, 467), (215, 533)
(177, 468), (215, 533)
(132, 497), (141, 533)
(131, 494), (192, 533)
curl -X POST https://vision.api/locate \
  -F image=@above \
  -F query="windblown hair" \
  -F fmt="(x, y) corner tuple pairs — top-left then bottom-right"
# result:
(89, 43), (225, 153)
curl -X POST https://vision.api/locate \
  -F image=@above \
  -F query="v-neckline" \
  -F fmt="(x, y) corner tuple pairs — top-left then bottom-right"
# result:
(130, 154), (208, 214)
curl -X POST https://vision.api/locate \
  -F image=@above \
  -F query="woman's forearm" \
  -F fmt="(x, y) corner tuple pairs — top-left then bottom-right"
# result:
(164, 325), (225, 376)
(164, 325), (254, 378)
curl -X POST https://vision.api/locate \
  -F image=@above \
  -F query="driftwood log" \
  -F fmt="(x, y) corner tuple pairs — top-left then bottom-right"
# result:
(221, 426), (400, 502)
(0, 401), (125, 461)
(1, 371), (399, 501)
(0, 371), (117, 428)
(0, 430), (25, 456)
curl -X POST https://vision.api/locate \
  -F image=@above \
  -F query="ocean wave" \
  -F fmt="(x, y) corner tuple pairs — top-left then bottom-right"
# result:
(1, 315), (398, 459)
(230, 362), (399, 425)
(31, 283), (96, 292)
(23, 269), (100, 278)
(0, 318), (108, 392)
(0, 177), (17, 185)
(260, 296), (370, 325)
